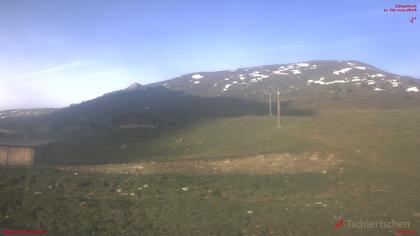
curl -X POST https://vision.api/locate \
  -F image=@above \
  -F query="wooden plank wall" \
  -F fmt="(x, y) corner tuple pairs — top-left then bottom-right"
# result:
(0, 146), (34, 165)
(0, 147), (8, 165)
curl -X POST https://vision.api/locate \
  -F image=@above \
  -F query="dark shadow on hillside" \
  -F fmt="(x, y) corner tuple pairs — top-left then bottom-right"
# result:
(280, 101), (316, 116)
(0, 87), (315, 133)
(0, 87), (316, 165)
(42, 87), (268, 123)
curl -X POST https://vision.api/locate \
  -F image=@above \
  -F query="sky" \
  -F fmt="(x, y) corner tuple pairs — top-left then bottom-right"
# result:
(0, 0), (419, 110)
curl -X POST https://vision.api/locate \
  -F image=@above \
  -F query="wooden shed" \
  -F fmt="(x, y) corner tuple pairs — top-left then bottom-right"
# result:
(0, 138), (57, 166)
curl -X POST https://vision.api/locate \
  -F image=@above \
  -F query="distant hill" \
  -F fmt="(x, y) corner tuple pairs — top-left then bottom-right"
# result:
(0, 108), (57, 121)
(1, 60), (419, 132)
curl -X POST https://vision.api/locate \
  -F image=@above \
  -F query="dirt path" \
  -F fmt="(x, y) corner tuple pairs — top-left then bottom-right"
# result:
(57, 152), (343, 175)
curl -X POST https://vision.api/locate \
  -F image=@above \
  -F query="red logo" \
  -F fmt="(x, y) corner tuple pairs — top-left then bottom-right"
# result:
(1, 229), (48, 235)
(334, 216), (344, 229)
(395, 229), (418, 235)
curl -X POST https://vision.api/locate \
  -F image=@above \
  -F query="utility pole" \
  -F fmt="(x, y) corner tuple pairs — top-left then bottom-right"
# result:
(277, 90), (281, 129)
(268, 93), (272, 116)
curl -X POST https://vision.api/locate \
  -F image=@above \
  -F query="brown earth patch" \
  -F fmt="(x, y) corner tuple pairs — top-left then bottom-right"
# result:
(57, 152), (342, 175)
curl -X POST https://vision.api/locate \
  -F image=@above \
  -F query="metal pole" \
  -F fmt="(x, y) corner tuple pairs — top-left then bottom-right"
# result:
(277, 91), (281, 128)
(269, 93), (272, 116)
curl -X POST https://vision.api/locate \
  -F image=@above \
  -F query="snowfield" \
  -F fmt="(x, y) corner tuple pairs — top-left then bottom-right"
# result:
(192, 74), (203, 79)
(333, 68), (353, 75)
(406, 87), (419, 92)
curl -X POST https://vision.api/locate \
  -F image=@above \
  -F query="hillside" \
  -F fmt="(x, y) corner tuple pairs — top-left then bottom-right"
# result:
(151, 60), (419, 99)
(2, 107), (420, 235)
(1, 60), (419, 132)
(1, 61), (420, 235)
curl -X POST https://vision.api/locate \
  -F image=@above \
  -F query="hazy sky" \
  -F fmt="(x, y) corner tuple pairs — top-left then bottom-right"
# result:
(0, 0), (419, 110)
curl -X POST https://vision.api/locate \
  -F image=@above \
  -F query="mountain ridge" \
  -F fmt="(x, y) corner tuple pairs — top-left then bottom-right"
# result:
(1, 60), (419, 132)
(147, 60), (419, 97)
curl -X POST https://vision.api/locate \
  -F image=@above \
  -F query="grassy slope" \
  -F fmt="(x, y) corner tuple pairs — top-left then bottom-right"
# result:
(1, 107), (420, 235)
(44, 106), (420, 165)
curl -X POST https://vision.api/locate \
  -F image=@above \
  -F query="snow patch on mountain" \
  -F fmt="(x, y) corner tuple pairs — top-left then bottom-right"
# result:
(296, 63), (310, 67)
(250, 71), (269, 79)
(272, 70), (288, 75)
(307, 78), (350, 85)
(223, 84), (232, 92)
(406, 87), (419, 92)
(192, 74), (203, 79)
(368, 74), (386, 78)
(333, 68), (353, 75)
(367, 80), (376, 85)
(389, 80), (400, 87)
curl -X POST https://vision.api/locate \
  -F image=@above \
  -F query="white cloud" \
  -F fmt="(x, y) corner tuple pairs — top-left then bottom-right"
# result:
(20, 60), (90, 78)
(0, 61), (166, 110)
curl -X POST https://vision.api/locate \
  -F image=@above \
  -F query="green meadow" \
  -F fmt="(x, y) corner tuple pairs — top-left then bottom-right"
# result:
(1, 107), (420, 235)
